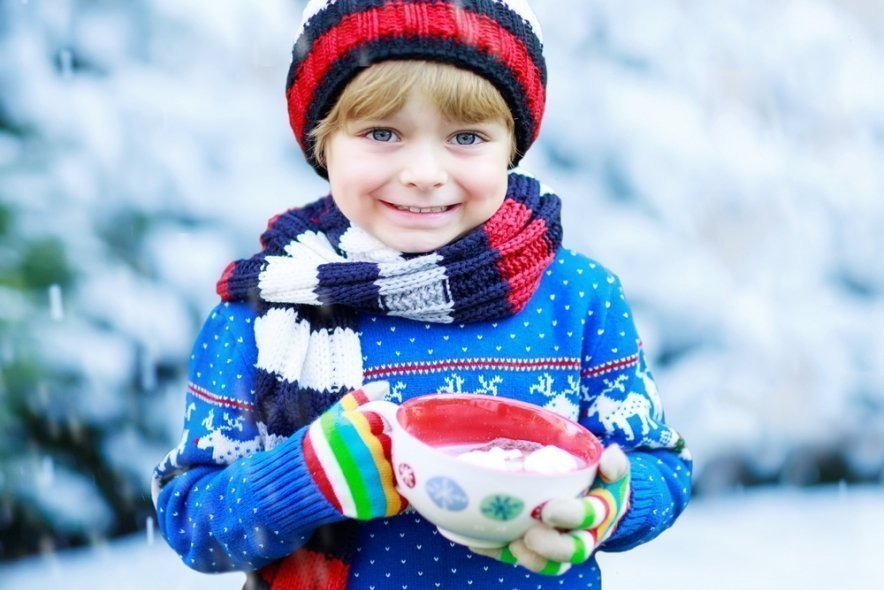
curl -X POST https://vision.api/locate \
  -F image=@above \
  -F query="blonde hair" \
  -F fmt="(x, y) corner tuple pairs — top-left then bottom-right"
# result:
(311, 60), (517, 167)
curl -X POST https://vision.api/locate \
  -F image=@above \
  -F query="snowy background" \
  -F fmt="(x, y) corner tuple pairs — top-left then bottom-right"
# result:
(1, 0), (882, 586)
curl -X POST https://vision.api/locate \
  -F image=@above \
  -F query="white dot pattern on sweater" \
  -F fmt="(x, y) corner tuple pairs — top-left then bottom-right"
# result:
(151, 250), (692, 588)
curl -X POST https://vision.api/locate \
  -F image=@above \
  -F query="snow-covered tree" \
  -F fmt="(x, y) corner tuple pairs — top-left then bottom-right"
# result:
(2, 0), (883, 563)
(0, 0), (311, 558)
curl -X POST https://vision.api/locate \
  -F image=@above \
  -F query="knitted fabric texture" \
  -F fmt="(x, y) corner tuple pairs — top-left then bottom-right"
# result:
(154, 252), (694, 588)
(302, 382), (404, 520)
(217, 171), (560, 587)
(217, 173), (562, 434)
(217, 171), (561, 439)
(286, 0), (546, 176)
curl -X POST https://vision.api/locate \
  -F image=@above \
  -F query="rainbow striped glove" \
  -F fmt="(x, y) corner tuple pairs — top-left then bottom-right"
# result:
(472, 444), (630, 576)
(302, 381), (406, 521)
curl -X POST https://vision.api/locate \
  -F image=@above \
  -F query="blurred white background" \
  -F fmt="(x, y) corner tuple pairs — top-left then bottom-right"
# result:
(1, 0), (882, 587)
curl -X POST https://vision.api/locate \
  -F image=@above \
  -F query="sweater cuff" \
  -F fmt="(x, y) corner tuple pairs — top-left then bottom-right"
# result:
(245, 426), (344, 538)
(599, 454), (657, 552)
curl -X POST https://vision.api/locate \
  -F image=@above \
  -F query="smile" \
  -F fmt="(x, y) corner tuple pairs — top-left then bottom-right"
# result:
(391, 204), (456, 214)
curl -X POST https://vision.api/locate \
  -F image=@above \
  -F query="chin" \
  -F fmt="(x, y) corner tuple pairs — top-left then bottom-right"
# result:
(387, 235), (451, 254)
(394, 242), (444, 255)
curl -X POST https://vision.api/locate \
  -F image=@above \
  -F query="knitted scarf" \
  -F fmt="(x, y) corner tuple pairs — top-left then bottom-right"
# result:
(219, 172), (561, 590)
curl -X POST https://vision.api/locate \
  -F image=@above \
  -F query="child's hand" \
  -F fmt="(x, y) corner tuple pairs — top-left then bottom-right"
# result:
(302, 381), (407, 521)
(471, 445), (630, 576)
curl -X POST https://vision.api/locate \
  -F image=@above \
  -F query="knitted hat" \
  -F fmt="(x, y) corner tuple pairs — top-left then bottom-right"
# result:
(286, 0), (546, 176)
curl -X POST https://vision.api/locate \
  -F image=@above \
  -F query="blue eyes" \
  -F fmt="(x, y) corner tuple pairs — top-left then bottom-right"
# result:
(453, 132), (479, 145)
(369, 129), (395, 142)
(365, 129), (484, 145)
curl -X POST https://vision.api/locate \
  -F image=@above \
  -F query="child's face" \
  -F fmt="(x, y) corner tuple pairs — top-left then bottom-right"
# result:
(325, 91), (511, 253)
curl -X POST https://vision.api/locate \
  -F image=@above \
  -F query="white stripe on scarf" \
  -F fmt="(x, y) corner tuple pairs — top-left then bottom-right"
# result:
(257, 231), (340, 303)
(254, 307), (363, 391)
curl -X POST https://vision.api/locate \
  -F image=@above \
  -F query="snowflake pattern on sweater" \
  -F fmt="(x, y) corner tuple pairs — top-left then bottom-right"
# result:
(152, 249), (692, 588)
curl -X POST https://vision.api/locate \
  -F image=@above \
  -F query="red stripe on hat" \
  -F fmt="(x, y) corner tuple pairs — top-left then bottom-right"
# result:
(287, 2), (544, 145)
(302, 432), (342, 513)
(485, 199), (554, 313)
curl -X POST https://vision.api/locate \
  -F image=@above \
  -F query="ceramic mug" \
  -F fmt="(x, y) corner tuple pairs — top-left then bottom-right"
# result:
(361, 393), (602, 548)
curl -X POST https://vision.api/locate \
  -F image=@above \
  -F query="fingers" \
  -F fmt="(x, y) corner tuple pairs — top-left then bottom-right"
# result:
(509, 539), (572, 575)
(576, 446), (631, 545)
(469, 545), (510, 563)
(354, 409), (408, 513)
(306, 381), (406, 520)
(597, 444), (629, 483)
(470, 539), (572, 576)
(347, 382), (405, 516)
(341, 408), (404, 517)
(541, 495), (610, 531)
(540, 445), (629, 528)
(524, 524), (595, 564)
(360, 411), (393, 457)
(337, 381), (390, 410)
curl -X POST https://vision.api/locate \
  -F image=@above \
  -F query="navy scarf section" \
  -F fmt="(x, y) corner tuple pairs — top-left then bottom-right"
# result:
(217, 172), (561, 438)
(220, 172), (561, 590)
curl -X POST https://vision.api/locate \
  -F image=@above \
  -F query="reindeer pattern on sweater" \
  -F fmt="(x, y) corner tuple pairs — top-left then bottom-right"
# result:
(151, 248), (691, 588)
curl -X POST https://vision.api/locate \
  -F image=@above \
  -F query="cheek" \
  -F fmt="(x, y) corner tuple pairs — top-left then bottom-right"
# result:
(469, 172), (508, 212)
(326, 137), (385, 191)
(329, 179), (390, 233)
(336, 161), (389, 197)
(330, 184), (373, 225)
(329, 164), (384, 207)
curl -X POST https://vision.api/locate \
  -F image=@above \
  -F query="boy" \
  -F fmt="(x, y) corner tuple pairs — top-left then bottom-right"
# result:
(152, 1), (692, 588)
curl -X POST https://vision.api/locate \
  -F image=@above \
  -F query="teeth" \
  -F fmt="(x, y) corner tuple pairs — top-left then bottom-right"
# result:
(395, 205), (449, 213)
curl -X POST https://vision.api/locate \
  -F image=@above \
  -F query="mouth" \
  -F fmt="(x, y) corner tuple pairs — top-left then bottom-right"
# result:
(384, 202), (459, 214)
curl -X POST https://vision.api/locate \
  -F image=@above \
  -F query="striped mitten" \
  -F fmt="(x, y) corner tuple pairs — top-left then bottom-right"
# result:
(472, 444), (630, 576)
(302, 381), (406, 520)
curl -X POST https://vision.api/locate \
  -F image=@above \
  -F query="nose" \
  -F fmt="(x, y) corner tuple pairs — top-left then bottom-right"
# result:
(399, 141), (448, 190)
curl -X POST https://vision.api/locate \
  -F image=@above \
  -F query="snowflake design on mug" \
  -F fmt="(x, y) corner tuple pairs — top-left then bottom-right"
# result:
(425, 476), (469, 511)
(480, 494), (525, 521)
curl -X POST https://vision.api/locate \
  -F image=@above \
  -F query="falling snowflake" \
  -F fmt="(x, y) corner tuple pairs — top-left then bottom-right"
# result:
(425, 476), (468, 511)
(480, 494), (525, 521)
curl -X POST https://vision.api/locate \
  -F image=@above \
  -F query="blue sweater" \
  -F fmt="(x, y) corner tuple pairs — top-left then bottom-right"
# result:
(152, 248), (692, 589)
